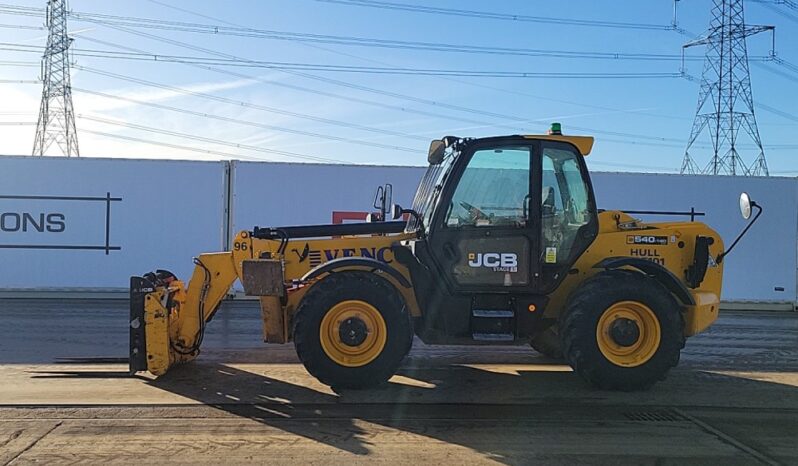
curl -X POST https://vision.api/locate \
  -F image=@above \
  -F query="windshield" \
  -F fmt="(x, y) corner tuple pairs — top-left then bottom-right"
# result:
(444, 146), (530, 228)
(407, 149), (457, 231)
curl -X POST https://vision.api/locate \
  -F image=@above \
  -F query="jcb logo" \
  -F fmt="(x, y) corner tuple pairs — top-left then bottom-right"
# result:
(468, 252), (518, 269)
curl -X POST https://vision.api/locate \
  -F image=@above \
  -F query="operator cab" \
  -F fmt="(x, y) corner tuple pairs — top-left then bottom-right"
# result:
(392, 124), (599, 343)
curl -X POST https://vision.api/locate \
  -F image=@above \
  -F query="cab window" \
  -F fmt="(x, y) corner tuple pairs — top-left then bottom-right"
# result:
(445, 146), (531, 228)
(541, 145), (594, 269)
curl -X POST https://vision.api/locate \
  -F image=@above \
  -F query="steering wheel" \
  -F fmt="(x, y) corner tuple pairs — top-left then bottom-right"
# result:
(460, 201), (489, 222)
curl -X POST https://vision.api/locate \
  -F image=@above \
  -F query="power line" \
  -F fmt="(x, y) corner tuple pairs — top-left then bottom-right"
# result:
(142, 0), (703, 126)
(749, 0), (798, 8)
(72, 87), (421, 153)
(0, 43), (687, 79)
(0, 23), (44, 30)
(753, 61), (798, 84)
(0, 3), (42, 18)
(0, 5), (727, 63)
(79, 23), (550, 123)
(82, 128), (270, 161)
(72, 23), (569, 130)
(772, 56), (798, 74)
(76, 11), (798, 151)
(0, 1), (678, 32)
(147, 0), (798, 126)
(0, 60), (39, 67)
(4, 1), (794, 75)
(93, 6), (729, 129)
(314, 0), (677, 31)
(78, 114), (348, 163)
(18, 5), (791, 85)
(0, 4), (724, 64)
(81, 22), (686, 128)
(6, 2), (792, 157)
(756, 102), (798, 122)
(677, 26), (798, 95)
(755, 1), (798, 22)
(76, 55), (785, 154)
(70, 46), (792, 153)
(685, 69), (798, 124)
(82, 129), (355, 164)
(81, 36), (522, 134)
(60, 11), (720, 62)
(74, 65), (430, 142)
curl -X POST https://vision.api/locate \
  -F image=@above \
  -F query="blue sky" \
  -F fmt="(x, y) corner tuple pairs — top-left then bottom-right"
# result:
(0, 0), (796, 174)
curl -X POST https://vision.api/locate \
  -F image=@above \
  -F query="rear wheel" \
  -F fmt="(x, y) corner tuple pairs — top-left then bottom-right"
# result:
(560, 270), (684, 391)
(293, 271), (413, 389)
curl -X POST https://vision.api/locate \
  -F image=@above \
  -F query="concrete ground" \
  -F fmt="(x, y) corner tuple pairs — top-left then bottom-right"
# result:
(0, 301), (796, 465)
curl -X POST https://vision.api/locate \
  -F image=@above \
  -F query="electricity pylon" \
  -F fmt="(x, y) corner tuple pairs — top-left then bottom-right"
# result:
(32, 0), (79, 157)
(681, 0), (773, 176)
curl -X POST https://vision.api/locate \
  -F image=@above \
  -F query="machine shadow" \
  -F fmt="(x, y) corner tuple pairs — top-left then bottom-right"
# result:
(24, 354), (798, 464)
(138, 356), (798, 464)
(142, 359), (581, 460)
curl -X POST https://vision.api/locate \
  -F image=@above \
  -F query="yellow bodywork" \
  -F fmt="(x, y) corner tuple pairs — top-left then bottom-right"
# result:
(544, 211), (723, 337)
(141, 231), (417, 374)
(140, 209), (722, 376)
(523, 134), (594, 156)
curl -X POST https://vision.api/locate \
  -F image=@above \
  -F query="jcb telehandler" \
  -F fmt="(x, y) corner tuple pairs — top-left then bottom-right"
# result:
(130, 125), (760, 390)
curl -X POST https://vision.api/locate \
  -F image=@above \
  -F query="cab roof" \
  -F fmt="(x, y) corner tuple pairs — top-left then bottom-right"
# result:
(522, 134), (594, 156)
(438, 133), (595, 161)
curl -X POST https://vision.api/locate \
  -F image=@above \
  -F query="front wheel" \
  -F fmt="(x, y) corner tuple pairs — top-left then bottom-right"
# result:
(560, 270), (685, 391)
(293, 271), (413, 389)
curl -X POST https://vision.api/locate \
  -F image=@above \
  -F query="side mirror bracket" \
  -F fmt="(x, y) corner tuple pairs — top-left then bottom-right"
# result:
(391, 203), (425, 237)
(717, 192), (762, 264)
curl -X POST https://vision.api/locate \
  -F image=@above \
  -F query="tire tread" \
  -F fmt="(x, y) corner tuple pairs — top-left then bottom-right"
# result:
(559, 269), (685, 391)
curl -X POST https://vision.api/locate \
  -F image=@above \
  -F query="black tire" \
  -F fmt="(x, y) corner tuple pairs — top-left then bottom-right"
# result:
(529, 326), (563, 360)
(559, 269), (685, 391)
(293, 271), (413, 389)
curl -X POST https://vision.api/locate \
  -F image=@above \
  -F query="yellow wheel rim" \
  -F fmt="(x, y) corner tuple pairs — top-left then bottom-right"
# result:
(596, 301), (661, 368)
(319, 300), (387, 367)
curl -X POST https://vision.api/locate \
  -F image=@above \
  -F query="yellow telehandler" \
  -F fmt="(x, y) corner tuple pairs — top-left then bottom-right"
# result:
(129, 125), (761, 390)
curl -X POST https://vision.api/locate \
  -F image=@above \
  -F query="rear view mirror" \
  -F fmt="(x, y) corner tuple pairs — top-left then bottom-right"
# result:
(739, 192), (752, 219)
(372, 184), (393, 221)
(428, 140), (445, 165)
(384, 184), (393, 215)
(372, 185), (384, 210)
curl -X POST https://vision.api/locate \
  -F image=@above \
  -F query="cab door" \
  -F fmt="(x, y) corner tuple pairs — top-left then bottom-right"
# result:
(539, 140), (599, 292)
(427, 140), (540, 293)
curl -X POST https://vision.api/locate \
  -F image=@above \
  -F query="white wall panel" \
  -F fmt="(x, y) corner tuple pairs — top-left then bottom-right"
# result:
(0, 155), (794, 304)
(229, 162), (424, 292)
(230, 161), (425, 233)
(592, 173), (798, 302)
(0, 156), (227, 289)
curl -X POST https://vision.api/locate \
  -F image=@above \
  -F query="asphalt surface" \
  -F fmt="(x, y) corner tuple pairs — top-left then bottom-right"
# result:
(0, 300), (797, 465)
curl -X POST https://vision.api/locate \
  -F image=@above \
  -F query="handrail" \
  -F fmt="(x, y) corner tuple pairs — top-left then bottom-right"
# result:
(601, 207), (706, 222)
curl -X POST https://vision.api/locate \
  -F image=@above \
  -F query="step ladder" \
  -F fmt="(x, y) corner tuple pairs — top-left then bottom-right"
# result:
(471, 309), (515, 341)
